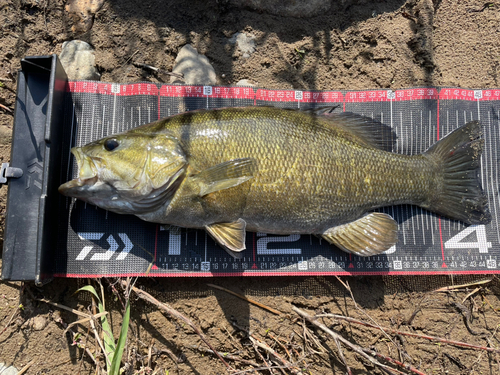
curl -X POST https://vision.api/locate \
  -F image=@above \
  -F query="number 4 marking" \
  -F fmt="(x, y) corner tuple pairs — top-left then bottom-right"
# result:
(444, 225), (492, 253)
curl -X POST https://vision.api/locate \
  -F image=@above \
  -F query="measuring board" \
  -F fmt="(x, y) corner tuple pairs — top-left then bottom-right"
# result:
(53, 83), (500, 277)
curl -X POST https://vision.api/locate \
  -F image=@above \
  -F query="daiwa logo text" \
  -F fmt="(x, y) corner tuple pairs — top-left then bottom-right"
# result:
(75, 232), (133, 260)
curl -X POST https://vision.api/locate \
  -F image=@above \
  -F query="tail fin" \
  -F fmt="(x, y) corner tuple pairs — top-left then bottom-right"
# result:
(423, 120), (491, 224)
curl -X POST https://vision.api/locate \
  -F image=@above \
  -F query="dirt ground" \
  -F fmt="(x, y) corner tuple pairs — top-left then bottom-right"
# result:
(1, 0), (500, 374)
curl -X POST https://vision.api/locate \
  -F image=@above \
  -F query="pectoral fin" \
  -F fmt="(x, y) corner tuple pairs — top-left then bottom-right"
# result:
(192, 158), (257, 196)
(322, 213), (398, 256)
(206, 219), (247, 259)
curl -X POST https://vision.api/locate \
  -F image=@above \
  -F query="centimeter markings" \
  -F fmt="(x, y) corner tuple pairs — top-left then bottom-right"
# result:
(487, 110), (500, 244)
(64, 84), (500, 276)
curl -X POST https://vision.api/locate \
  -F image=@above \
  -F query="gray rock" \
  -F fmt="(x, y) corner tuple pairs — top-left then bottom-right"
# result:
(32, 316), (47, 331)
(235, 79), (256, 87)
(59, 40), (100, 81)
(170, 44), (217, 85)
(0, 363), (18, 375)
(229, 33), (256, 58)
(229, 0), (331, 18)
(0, 126), (12, 145)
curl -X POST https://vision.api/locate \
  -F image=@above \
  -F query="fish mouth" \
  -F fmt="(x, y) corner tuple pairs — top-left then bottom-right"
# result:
(58, 147), (99, 196)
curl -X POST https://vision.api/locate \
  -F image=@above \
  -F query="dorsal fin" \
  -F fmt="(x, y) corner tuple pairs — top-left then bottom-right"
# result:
(319, 112), (396, 152)
(299, 105), (341, 116)
(277, 107), (396, 151)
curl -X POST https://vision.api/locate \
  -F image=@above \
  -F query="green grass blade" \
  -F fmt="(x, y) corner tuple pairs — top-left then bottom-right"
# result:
(100, 311), (116, 367)
(76, 285), (100, 301)
(108, 300), (130, 375)
(77, 284), (116, 368)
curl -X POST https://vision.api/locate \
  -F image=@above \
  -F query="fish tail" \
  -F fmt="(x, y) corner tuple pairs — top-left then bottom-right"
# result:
(423, 120), (491, 224)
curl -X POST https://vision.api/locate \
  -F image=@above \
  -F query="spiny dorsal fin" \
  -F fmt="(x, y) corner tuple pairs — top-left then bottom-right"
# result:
(322, 213), (398, 256)
(191, 158), (257, 196)
(298, 105), (341, 116)
(320, 112), (396, 152)
(206, 219), (246, 259)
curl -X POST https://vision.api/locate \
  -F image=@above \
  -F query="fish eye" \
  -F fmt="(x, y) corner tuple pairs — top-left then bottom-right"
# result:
(104, 139), (120, 151)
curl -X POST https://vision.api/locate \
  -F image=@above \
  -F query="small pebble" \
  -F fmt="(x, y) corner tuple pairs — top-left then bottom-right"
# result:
(32, 316), (47, 331)
(235, 79), (256, 87)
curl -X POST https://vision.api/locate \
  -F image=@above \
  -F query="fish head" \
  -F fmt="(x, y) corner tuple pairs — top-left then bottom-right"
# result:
(59, 132), (187, 214)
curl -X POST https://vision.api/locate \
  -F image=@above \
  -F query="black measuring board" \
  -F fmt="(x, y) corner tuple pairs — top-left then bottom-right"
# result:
(52, 84), (500, 278)
(1, 55), (68, 283)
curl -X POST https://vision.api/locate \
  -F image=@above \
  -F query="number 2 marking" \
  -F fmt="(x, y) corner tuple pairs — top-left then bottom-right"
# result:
(256, 233), (301, 255)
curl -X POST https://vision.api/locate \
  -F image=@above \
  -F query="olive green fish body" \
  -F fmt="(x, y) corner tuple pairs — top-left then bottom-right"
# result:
(135, 108), (431, 233)
(59, 106), (491, 258)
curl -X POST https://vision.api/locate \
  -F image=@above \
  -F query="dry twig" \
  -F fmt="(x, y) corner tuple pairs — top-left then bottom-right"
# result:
(0, 304), (21, 337)
(333, 334), (352, 375)
(119, 280), (232, 370)
(134, 62), (184, 79)
(450, 301), (487, 337)
(0, 103), (13, 113)
(470, 323), (500, 371)
(233, 322), (305, 375)
(207, 284), (282, 315)
(293, 306), (417, 375)
(68, 325), (99, 369)
(267, 333), (292, 362)
(36, 298), (96, 318)
(297, 320), (327, 355)
(249, 335), (275, 374)
(124, 50), (140, 66)
(231, 365), (302, 375)
(154, 346), (182, 366)
(16, 359), (34, 375)
(62, 311), (108, 336)
(190, 345), (260, 367)
(316, 313), (500, 353)
(249, 336), (304, 375)
(363, 349), (427, 375)
(433, 279), (492, 292)
(462, 287), (481, 303)
(335, 276), (403, 357)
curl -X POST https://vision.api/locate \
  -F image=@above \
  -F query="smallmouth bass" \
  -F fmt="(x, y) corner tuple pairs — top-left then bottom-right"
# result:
(59, 106), (491, 258)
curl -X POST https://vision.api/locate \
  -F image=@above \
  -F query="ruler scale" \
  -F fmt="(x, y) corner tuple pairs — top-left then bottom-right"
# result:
(55, 84), (500, 277)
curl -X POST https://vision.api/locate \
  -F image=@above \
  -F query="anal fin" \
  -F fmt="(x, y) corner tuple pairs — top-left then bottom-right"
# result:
(322, 213), (398, 257)
(206, 219), (247, 259)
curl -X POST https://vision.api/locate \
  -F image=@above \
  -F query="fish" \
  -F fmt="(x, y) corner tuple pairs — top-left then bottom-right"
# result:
(59, 106), (491, 258)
